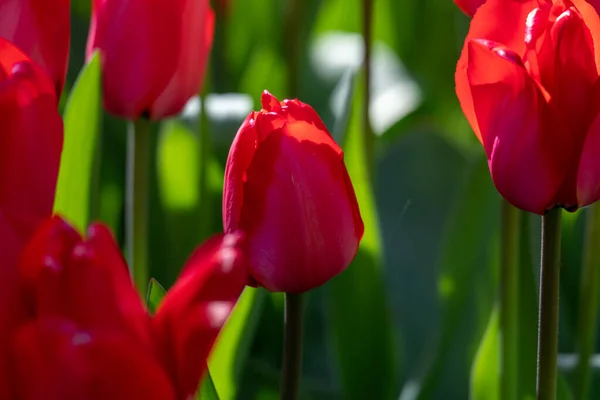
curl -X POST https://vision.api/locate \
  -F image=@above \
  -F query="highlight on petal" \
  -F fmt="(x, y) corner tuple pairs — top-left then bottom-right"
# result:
(466, 39), (562, 214)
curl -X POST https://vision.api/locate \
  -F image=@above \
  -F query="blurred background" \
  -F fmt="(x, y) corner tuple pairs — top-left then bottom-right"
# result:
(63, 1), (595, 399)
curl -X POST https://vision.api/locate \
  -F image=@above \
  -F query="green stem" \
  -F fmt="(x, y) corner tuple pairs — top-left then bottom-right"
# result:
(285, 0), (302, 97)
(362, 0), (375, 179)
(126, 119), (151, 296)
(500, 201), (521, 400)
(575, 203), (600, 400)
(536, 208), (562, 400)
(280, 293), (304, 400)
(198, 94), (212, 242)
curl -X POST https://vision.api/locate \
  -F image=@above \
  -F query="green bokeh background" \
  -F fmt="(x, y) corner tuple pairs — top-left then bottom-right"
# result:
(58, 1), (598, 399)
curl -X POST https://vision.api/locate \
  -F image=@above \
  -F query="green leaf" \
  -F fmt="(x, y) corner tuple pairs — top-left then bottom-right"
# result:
(53, 51), (102, 231)
(518, 211), (542, 399)
(198, 369), (221, 400)
(404, 157), (499, 400)
(157, 120), (200, 211)
(325, 70), (397, 400)
(146, 278), (166, 315)
(208, 288), (266, 400)
(470, 305), (500, 400)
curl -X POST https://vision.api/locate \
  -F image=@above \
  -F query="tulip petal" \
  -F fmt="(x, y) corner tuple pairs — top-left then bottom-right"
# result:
(63, 223), (152, 347)
(536, 7), (598, 206)
(456, 0), (537, 142)
(0, 40), (62, 396)
(467, 39), (561, 214)
(577, 85), (600, 206)
(223, 113), (259, 232)
(154, 232), (246, 399)
(18, 217), (153, 349)
(151, 0), (214, 118)
(572, 0), (600, 74)
(87, 0), (181, 117)
(18, 216), (81, 317)
(10, 317), (175, 400)
(0, 0), (70, 95)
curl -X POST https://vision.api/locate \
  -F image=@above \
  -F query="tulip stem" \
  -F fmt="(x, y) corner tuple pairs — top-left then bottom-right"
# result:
(280, 292), (304, 400)
(284, 0), (302, 97)
(575, 203), (600, 400)
(126, 118), (150, 296)
(536, 208), (562, 400)
(500, 201), (520, 400)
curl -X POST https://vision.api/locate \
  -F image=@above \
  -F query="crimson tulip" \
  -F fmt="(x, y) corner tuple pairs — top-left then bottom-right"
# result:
(0, 38), (63, 398)
(0, 0), (70, 96)
(455, 0), (600, 214)
(223, 91), (363, 293)
(86, 0), (215, 119)
(5, 216), (246, 399)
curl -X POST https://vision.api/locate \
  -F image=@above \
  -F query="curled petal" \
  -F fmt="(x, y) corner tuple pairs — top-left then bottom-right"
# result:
(456, 0), (537, 142)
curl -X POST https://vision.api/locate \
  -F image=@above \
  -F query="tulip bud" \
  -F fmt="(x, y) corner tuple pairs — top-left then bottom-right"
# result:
(223, 91), (364, 293)
(11, 216), (247, 398)
(86, 0), (214, 119)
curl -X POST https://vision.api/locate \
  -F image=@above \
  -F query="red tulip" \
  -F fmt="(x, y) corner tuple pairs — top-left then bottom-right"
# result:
(223, 90), (364, 293)
(455, 0), (600, 214)
(0, 38), (63, 398)
(6, 216), (246, 399)
(0, 0), (70, 96)
(86, 0), (215, 119)
(454, 0), (486, 17)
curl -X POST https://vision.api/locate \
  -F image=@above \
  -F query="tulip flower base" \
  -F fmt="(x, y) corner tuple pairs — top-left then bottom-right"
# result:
(536, 208), (562, 400)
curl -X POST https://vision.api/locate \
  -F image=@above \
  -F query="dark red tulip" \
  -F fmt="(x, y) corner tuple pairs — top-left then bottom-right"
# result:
(0, 38), (63, 398)
(454, 0), (486, 16)
(86, 0), (214, 119)
(223, 90), (364, 293)
(6, 216), (246, 399)
(0, 0), (70, 96)
(455, 0), (600, 214)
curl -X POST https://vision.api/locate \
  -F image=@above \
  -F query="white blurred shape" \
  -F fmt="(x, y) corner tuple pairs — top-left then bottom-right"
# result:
(311, 32), (422, 136)
(181, 93), (254, 122)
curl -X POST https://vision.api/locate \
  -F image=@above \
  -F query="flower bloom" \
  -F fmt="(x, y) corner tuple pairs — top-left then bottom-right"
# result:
(455, 0), (600, 214)
(86, 0), (214, 119)
(0, 38), (63, 398)
(5, 216), (246, 399)
(223, 91), (364, 293)
(0, 0), (70, 96)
